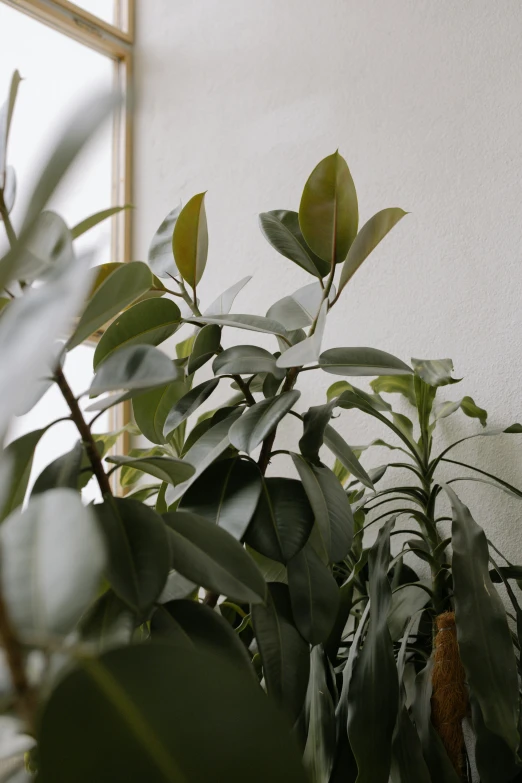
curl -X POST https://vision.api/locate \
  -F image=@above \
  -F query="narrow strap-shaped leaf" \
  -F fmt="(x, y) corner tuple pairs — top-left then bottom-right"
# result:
(347, 517), (399, 783)
(445, 485), (520, 756)
(303, 646), (337, 783)
(71, 204), (132, 239)
(287, 542), (339, 645)
(443, 458), (522, 498)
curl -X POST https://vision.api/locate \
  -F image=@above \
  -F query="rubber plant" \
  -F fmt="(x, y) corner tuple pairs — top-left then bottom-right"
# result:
(1, 71), (521, 783)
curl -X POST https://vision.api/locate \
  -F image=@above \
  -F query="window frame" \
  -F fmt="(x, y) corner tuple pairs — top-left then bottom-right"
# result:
(1, 0), (135, 464)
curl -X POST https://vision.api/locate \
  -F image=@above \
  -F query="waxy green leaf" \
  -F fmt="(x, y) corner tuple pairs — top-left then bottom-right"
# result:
(71, 204), (132, 240)
(213, 344), (281, 377)
(259, 209), (330, 277)
(163, 378), (220, 438)
(148, 205), (181, 279)
(172, 193), (208, 287)
(229, 391), (300, 453)
(299, 151), (358, 264)
(319, 347), (411, 376)
(90, 345), (181, 395)
(187, 324), (221, 373)
(287, 543), (339, 645)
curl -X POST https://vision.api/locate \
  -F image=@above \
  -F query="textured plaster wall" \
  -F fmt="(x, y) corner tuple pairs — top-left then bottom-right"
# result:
(134, 1), (522, 564)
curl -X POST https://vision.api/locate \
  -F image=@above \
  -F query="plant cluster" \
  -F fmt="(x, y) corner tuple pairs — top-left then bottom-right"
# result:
(0, 74), (522, 783)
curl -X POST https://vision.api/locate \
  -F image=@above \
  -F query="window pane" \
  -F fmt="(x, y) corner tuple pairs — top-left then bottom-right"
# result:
(0, 3), (115, 267)
(72, 0), (129, 31)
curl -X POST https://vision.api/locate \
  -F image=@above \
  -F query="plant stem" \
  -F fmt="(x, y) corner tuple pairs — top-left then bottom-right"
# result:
(0, 588), (37, 733)
(258, 367), (299, 474)
(54, 367), (113, 499)
(0, 190), (17, 248)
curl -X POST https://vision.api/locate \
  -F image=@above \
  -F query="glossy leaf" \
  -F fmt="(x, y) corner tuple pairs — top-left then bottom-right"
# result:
(93, 298), (181, 369)
(245, 477), (314, 563)
(299, 400), (337, 461)
(390, 705), (432, 783)
(172, 193), (208, 287)
(259, 209), (329, 277)
(229, 390), (300, 453)
(213, 344), (280, 376)
(94, 498), (170, 615)
(165, 510), (266, 604)
(0, 428), (45, 521)
(446, 485), (519, 754)
(107, 455), (195, 486)
(287, 542), (339, 644)
(90, 345), (181, 395)
(151, 599), (254, 674)
(251, 583), (310, 723)
(204, 275), (252, 315)
(319, 347), (411, 376)
(338, 208), (407, 295)
(347, 518), (399, 783)
(277, 300), (327, 368)
(69, 262), (153, 349)
(187, 324), (221, 373)
(0, 489), (105, 635)
(148, 205), (181, 278)
(370, 374), (416, 406)
(291, 454), (353, 562)
(267, 281), (327, 330)
(39, 644), (307, 783)
(165, 408), (242, 504)
(388, 581), (431, 641)
(303, 646), (337, 783)
(323, 426), (374, 489)
(14, 211), (73, 282)
(133, 380), (188, 445)
(71, 204), (132, 240)
(186, 313), (288, 339)
(78, 588), (135, 652)
(163, 378), (220, 438)
(299, 151), (358, 264)
(179, 457), (262, 540)
(32, 440), (86, 495)
(411, 357), (460, 387)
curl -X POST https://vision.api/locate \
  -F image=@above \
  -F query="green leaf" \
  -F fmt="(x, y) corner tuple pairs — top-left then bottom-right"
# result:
(433, 395), (487, 427)
(229, 391), (300, 453)
(172, 192), (208, 287)
(303, 646), (337, 783)
(287, 542), (339, 644)
(151, 599), (254, 675)
(388, 581), (431, 641)
(39, 644), (308, 783)
(0, 428), (45, 521)
(107, 455), (195, 486)
(445, 485), (520, 755)
(266, 281), (326, 330)
(251, 583), (310, 723)
(259, 210), (330, 277)
(148, 205), (181, 279)
(338, 208), (407, 295)
(490, 565), (522, 583)
(15, 210), (73, 282)
(32, 440), (86, 494)
(186, 313), (288, 339)
(71, 204), (132, 240)
(93, 298), (181, 370)
(133, 380), (188, 445)
(187, 324), (221, 374)
(68, 261), (153, 349)
(204, 275), (252, 315)
(213, 344), (280, 376)
(291, 454), (353, 562)
(324, 426), (374, 490)
(319, 347), (411, 376)
(163, 378), (220, 438)
(245, 477), (314, 563)
(277, 300), (327, 368)
(299, 400), (337, 461)
(247, 546), (288, 584)
(90, 345), (181, 395)
(411, 660), (462, 783)
(0, 70), (22, 188)
(179, 457), (262, 540)
(0, 489), (105, 635)
(165, 510), (266, 604)
(347, 518), (399, 783)
(165, 408), (242, 504)
(411, 357), (460, 387)
(78, 588), (135, 652)
(94, 498), (170, 615)
(390, 705), (432, 783)
(370, 375), (416, 406)
(2, 164), (16, 213)
(299, 151), (358, 264)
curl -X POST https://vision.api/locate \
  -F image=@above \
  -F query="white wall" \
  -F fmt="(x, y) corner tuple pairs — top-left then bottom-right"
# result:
(134, 1), (522, 563)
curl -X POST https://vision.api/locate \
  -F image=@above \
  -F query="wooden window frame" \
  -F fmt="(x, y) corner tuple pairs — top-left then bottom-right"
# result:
(1, 0), (135, 465)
